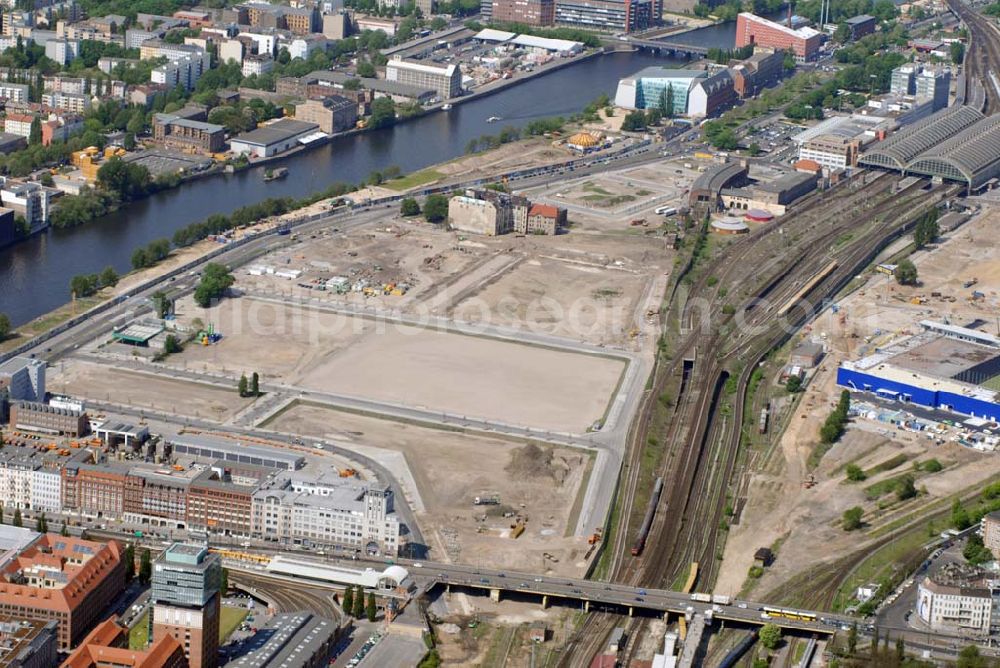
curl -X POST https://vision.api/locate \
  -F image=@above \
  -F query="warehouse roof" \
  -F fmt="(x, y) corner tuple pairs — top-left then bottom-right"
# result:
(474, 28), (515, 42)
(226, 612), (337, 668)
(231, 119), (318, 147)
(846, 14), (875, 24)
(510, 34), (582, 52)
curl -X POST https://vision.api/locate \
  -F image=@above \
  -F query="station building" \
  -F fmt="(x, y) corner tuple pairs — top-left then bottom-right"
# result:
(860, 105), (1000, 192)
(838, 321), (1000, 421)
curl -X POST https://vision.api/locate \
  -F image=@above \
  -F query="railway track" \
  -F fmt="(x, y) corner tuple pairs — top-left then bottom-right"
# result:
(559, 174), (954, 666)
(949, 0), (1000, 113)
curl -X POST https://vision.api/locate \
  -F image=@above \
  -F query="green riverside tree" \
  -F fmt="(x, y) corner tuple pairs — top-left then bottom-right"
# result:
(139, 548), (152, 584)
(12, 509), (22, 527)
(28, 117), (41, 145)
(423, 195), (448, 223)
(352, 586), (365, 618)
(342, 586), (354, 615)
(124, 543), (135, 582)
(366, 592), (377, 621)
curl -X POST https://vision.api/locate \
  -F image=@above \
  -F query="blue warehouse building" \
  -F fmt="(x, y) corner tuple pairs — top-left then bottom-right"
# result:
(837, 321), (1000, 421)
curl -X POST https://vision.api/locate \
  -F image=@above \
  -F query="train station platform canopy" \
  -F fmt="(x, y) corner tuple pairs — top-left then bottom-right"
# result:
(860, 105), (1000, 189)
(265, 555), (412, 595)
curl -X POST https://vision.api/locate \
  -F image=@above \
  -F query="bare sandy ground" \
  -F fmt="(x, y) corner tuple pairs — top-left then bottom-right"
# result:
(300, 322), (624, 434)
(451, 255), (647, 345)
(266, 403), (591, 575)
(49, 359), (252, 420)
(167, 295), (371, 382)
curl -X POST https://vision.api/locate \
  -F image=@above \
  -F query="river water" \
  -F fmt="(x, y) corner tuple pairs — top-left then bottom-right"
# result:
(0, 24), (740, 326)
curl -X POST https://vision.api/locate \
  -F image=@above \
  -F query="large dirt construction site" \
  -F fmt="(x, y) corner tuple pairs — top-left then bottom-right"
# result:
(49, 359), (253, 420)
(265, 403), (593, 575)
(715, 203), (1000, 602)
(167, 295), (624, 434)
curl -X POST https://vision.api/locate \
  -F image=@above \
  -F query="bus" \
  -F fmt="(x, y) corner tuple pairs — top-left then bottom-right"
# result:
(655, 206), (678, 217)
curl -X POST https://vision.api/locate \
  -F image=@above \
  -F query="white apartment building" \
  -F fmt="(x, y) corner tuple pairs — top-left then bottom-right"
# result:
(385, 57), (462, 101)
(251, 472), (401, 556)
(3, 113), (34, 138)
(287, 35), (326, 60)
(239, 32), (277, 57)
(242, 54), (274, 78)
(41, 92), (91, 114)
(44, 38), (79, 66)
(219, 39), (244, 65)
(0, 180), (55, 230)
(152, 52), (211, 90)
(0, 82), (29, 103)
(0, 449), (62, 512)
(139, 38), (204, 62)
(917, 567), (996, 636)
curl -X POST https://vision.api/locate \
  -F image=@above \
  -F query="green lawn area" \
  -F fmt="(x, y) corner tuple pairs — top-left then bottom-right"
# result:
(384, 169), (445, 191)
(129, 610), (149, 650)
(831, 527), (930, 612)
(127, 606), (246, 649)
(219, 606), (248, 642)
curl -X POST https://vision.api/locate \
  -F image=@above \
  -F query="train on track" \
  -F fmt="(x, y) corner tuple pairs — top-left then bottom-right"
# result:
(777, 260), (839, 317)
(762, 606), (817, 622)
(631, 476), (664, 556)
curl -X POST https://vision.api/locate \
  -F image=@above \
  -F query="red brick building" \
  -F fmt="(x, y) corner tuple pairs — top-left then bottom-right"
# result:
(0, 534), (125, 650)
(735, 13), (822, 62)
(62, 463), (128, 519)
(186, 480), (253, 537)
(731, 48), (785, 98)
(63, 618), (187, 668)
(490, 0), (555, 26)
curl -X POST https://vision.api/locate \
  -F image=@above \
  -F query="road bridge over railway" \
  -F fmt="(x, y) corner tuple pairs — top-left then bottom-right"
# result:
(224, 553), (851, 636)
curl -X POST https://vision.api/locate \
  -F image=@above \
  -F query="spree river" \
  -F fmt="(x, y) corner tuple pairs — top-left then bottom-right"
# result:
(0, 27), (740, 326)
